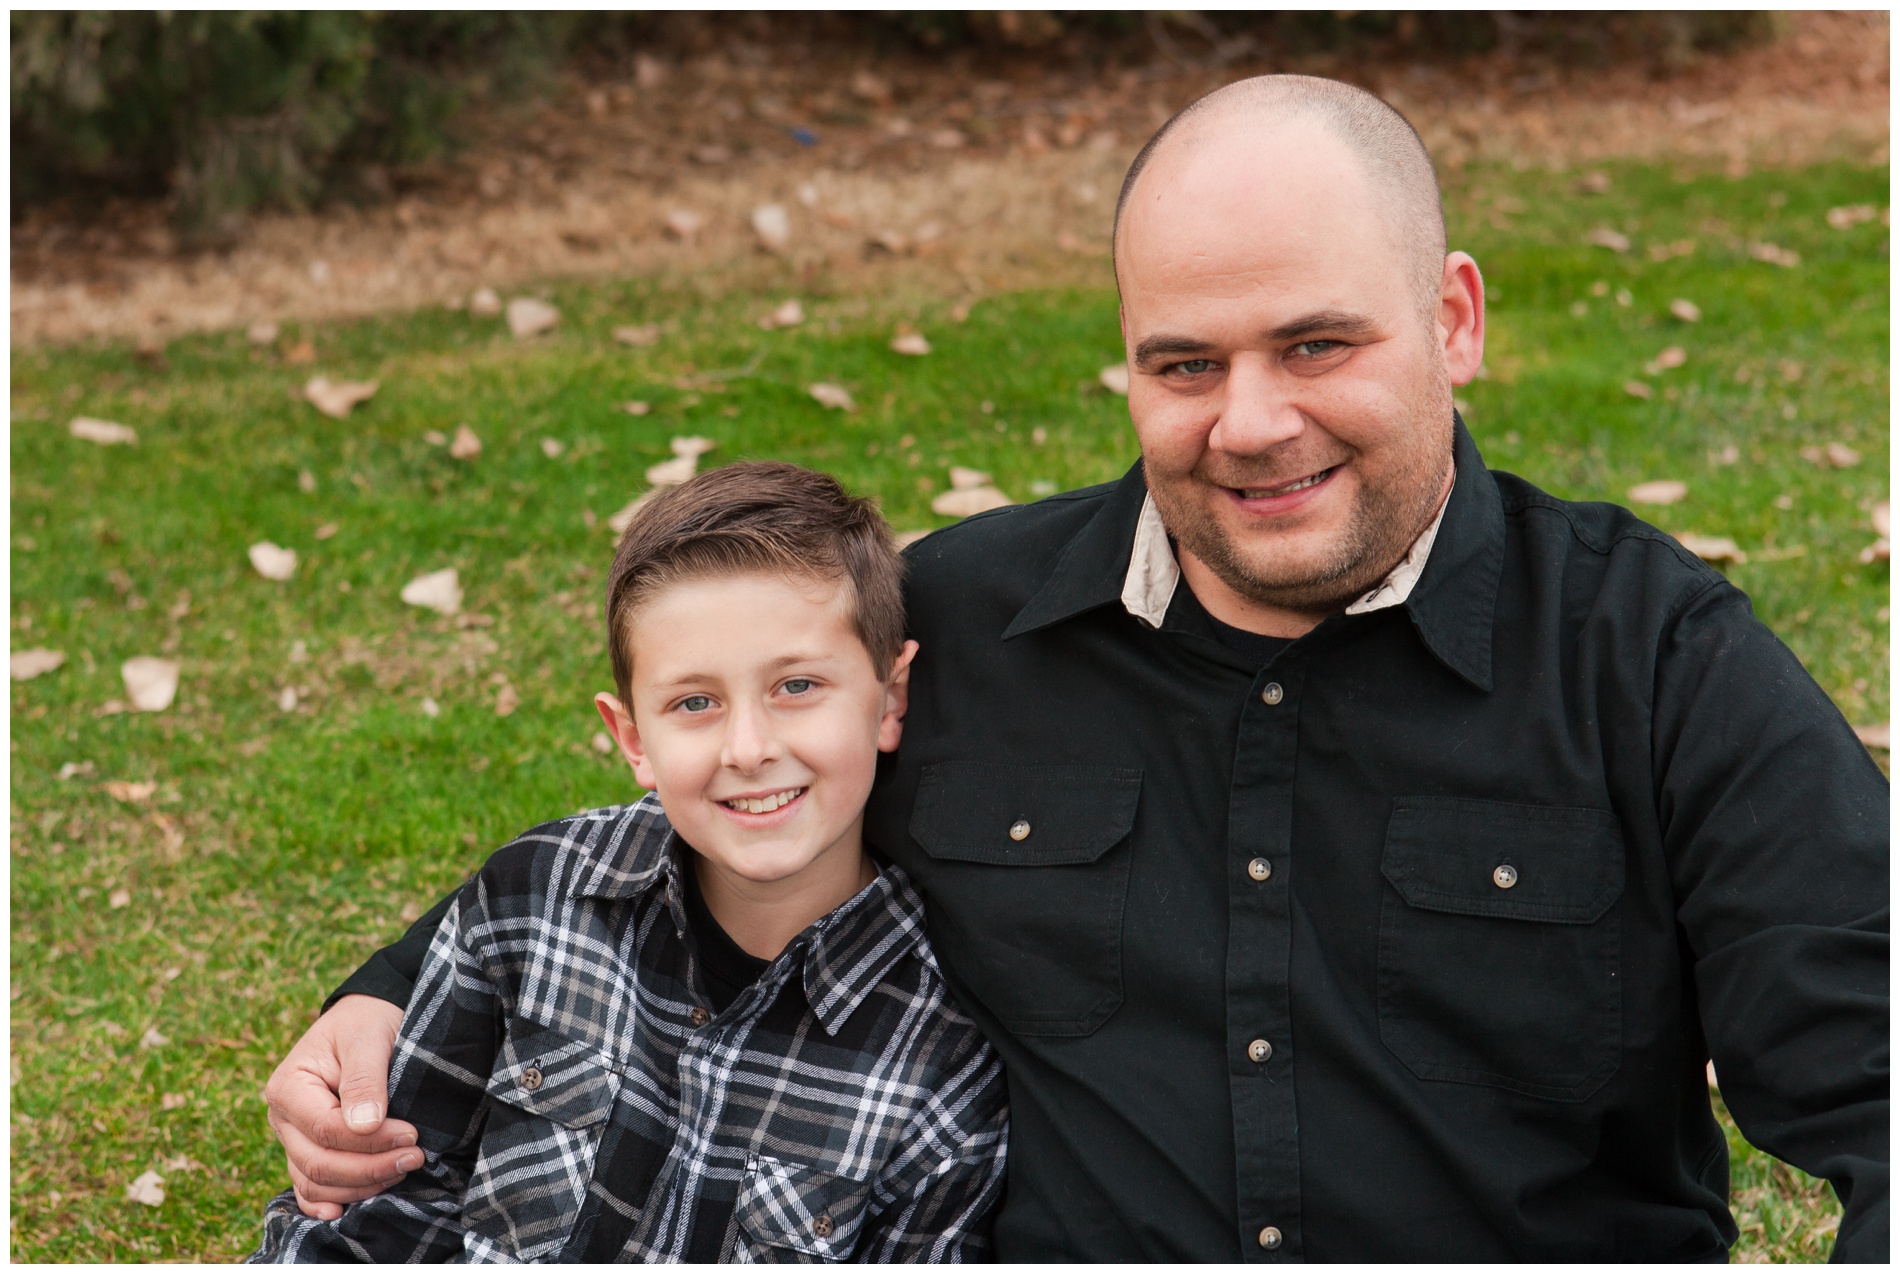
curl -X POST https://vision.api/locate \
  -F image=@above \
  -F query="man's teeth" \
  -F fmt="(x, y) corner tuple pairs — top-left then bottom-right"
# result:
(723, 787), (806, 814)
(1243, 469), (1332, 499)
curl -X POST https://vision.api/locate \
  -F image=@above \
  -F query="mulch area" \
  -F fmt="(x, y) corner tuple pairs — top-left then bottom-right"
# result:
(9, 11), (1887, 347)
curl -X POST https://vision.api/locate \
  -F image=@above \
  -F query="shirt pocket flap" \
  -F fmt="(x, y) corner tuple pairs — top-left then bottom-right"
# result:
(485, 1022), (619, 1130)
(737, 1153), (872, 1259)
(909, 762), (1143, 866)
(1381, 796), (1625, 924)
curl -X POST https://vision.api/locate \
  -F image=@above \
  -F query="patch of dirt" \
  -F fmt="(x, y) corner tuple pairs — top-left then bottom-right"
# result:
(10, 10), (1887, 348)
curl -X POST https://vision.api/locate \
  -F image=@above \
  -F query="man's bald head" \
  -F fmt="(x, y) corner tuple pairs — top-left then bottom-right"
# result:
(1113, 75), (1446, 317)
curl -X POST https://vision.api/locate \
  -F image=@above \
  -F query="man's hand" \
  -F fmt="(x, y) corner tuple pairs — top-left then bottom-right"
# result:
(264, 995), (420, 1220)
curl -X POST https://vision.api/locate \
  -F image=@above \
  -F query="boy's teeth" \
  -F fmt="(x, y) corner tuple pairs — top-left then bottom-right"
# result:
(726, 787), (804, 813)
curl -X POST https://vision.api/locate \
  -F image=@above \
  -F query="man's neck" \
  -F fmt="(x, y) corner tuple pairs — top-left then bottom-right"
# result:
(691, 835), (876, 962)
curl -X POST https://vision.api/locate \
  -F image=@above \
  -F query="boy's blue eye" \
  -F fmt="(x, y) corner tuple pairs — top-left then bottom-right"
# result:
(782, 679), (813, 695)
(679, 694), (712, 713)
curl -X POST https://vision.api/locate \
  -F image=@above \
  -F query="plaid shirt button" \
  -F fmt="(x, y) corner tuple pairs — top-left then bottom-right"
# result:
(813, 1215), (835, 1239)
(520, 1066), (543, 1091)
(689, 1006), (711, 1027)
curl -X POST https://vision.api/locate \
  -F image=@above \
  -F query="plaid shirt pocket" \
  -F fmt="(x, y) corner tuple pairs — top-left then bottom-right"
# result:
(735, 1153), (873, 1263)
(463, 1022), (621, 1261)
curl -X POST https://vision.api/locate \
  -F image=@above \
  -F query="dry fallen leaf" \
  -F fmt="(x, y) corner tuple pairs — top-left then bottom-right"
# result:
(126, 1171), (166, 1207)
(140, 1026), (169, 1050)
(758, 300), (805, 330)
(1573, 170), (1612, 195)
(1623, 380), (1654, 400)
(1859, 501), (1890, 564)
(613, 323), (662, 346)
(890, 331), (932, 356)
(592, 732), (616, 755)
(623, 400), (651, 416)
(246, 320), (280, 346)
(1584, 227), (1631, 252)
(1628, 480), (1688, 505)
(59, 761), (95, 780)
(1676, 533), (1747, 566)
(248, 542), (297, 581)
(1854, 722), (1891, 750)
(1826, 204), (1877, 230)
(1824, 442), (1861, 468)
(450, 424), (482, 460)
(160, 1093), (189, 1112)
(109, 888), (133, 909)
(507, 297), (560, 339)
(948, 466), (992, 491)
(303, 376), (379, 420)
(541, 438), (565, 458)
(283, 338), (317, 365)
(70, 417), (138, 446)
(895, 529), (932, 549)
(314, 522), (339, 540)
(105, 780), (157, 804)
(122, 657), (180, 712)
(11, 649), (66, 681)
(932, 486), (1015, 518)
(495, 684), (520, 717)
(1100, 364), (1131, 395)
(1748, 241), (1801, 268)
(608, 494), (652, 534)
(401, 568), (462, 616)
(671, 436), (717, 460)
(1874, 503), (1890, 537)
(646, 454), (698, 486)
(1668, 299), (1702, 323)
(421, 697), (441, 718)
(808, 383), (856, 411)
(1650, 347), (1688, 372)
(664, 209), (703, 240)
(469, 288), (503, 317)
(752, 204), (792, 252)
(277, 686), (299, 713)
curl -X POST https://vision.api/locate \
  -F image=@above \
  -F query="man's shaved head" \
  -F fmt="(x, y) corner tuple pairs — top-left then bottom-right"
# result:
(1114, 75), (1446, 316)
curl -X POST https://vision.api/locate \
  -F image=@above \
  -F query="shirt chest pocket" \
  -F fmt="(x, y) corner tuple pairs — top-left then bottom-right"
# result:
(734, 1154), (872, 1262)
(1377, 797), (1625, 1102)
(462, 1021), (621, 1261)
(909, 762), (1141, 1037)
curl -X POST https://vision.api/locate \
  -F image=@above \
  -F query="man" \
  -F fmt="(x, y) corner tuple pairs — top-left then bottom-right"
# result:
(265, 76), (1888, 1260)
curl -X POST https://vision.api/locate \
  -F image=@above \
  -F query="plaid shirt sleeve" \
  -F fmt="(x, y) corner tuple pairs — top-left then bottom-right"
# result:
(251, 886), (498, 1263)
(857, 1021), (1010, 1263)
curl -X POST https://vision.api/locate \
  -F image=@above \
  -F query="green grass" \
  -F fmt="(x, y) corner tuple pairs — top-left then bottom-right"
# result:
(10, 159), (1885, 1261)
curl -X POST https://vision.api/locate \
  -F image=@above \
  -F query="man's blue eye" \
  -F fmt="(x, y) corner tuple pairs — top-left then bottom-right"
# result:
(679, 695), (712, 712)
(1295, 341), (1340, 357)
(783, 679), (813, 695)
(1175, 359), (1215, 374)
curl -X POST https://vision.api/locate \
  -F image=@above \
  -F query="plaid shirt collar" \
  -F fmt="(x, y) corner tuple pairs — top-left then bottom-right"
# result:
(564, 797), (930, 1037)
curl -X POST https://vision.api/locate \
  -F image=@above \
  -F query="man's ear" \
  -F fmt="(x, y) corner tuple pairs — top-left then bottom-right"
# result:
(594, 692), (659, 791)
(1438, 251), (1486, 387)
(876, 640), (921, 754)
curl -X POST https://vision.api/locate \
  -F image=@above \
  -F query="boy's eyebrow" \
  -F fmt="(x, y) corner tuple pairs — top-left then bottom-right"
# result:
(645, 652), (841, 691)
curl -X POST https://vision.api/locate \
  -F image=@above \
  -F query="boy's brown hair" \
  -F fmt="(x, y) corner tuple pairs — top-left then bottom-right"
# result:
(604, 461), (907, 707)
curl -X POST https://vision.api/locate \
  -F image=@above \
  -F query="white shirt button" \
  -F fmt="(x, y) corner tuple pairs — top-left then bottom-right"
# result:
(1009, 820), (1032, 841)
(1247, 1039), (1273, 1064)
(1258, 1225), (1283, 1250)
(1247, 858), (1272, 882)
(1493, 864), (1519, 889)
(1261, 682), (1284, 706)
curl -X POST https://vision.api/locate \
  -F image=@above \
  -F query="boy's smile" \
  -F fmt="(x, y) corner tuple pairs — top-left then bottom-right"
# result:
(594, 571), (916, 955)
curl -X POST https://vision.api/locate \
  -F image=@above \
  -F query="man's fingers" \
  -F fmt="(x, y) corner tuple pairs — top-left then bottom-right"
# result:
(277, 1107), (422, 1191)
(290, 1187), (345, 1222)
(334, 998), (403, 1134)
(268, 1061), (418, 1155)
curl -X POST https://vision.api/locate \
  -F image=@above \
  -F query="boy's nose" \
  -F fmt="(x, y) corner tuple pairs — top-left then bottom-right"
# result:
(720, 701), (781, 773)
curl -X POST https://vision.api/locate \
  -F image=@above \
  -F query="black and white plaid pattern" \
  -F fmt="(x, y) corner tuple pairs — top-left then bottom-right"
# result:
(251, 796), (1008, 1263)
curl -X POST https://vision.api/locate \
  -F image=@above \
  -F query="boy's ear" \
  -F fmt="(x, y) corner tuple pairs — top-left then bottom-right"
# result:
(876, 640), (921, 754)
(595, 692), (659, 791)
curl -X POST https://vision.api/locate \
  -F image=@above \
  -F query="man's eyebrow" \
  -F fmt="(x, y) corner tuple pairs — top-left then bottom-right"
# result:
(1266, 311), (1381, 342)
(1131, 335), (1217, 366)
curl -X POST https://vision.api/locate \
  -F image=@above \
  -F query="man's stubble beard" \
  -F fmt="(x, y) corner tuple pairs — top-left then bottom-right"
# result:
(1149, 410), (1455, 616)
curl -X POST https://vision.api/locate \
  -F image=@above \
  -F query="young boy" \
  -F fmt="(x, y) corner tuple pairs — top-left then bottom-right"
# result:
(251, 462), (1008, 1263)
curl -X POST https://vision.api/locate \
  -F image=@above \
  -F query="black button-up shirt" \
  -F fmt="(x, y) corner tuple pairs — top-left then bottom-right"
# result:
(340, 422), (1887, 1261)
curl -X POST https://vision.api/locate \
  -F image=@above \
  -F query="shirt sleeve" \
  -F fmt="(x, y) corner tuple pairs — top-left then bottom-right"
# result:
(857, 1024), (1010, 1262)
(253, 884), (502, 1263)
(321, 884), (458, 1013)
(1653, 578), (1889, 1263)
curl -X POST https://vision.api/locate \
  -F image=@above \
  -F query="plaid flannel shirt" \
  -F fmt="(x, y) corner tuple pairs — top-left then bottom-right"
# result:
(251, 796), (1008, 1263)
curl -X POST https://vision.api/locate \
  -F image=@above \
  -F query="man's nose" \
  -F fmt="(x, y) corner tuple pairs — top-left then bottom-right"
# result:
(1208, 355), (1306, 457)
(720, 700), (781, 774)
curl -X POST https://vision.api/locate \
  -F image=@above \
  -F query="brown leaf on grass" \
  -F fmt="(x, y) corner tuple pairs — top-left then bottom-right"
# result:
(468, 287), (502, 317)
(302, 376), (379, 419)
(246, 320), (280, 345)
(401, 568), (462, 616)
(1628, 480), (1688, 505)
(1573, 170), (1612, 195)
(1668, 299), (1702, 323)
(948, 466), (992, 491)
(420, 697), (441, 718)
(671, 436), (716, 460)
(282, 338), (318, 365)
(248, 542), (297, 581)
(1825, 442), (1861, 468)
(121, 657), (179, 712)
(622, 400), (651, 416)
(1874, 503), (1890, 538)
(609, 494), (654, 535)
(928, 128), (968, 150)
(1646, 346), (1688, 373)
(1859, 501), (1890, 564)
(895, 529), (932, 549)
(890, 331), (932, 356)
(1584, 227), (1631, 252)
(277, 686), (298, 712)
(592, 732), (616, 755)
(645, 455), (698, 486)
(1748, 241), (1801, 268)
(808, 383), (855, 411)
(160, 1153), (203, 1173)
(108, 888), (133, 909)
(494, 683), (520, 717)
(757, 300), (805, 330)
(159, 1093), (189, 1112)
(298, 468), (318, 493)
(11, 649), (65, 681)
(151, 812), (185, 856)
(1676, 533), (1747, 566)
(1826, 204), (1877, 230)
(69, 417), (138, 445)
(932, 486), (1014, 517)
(449, 424), (482, 460)
(541, 438), (565, 458)
(506, 297), (560, 339)
(613, 323), (662, 346)
(663, 209), (703, 241)
(314, 522), (339, 540)
(751, 204), (792, 252)
(1854, 722), (1891, 749)
(139, 1026), (169, 1050)
(104, 780), (157, 803)
(1623, 380), (1654, 400)
(1099, 364), (1131, 395)
(125, 1171), (165, 1207)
